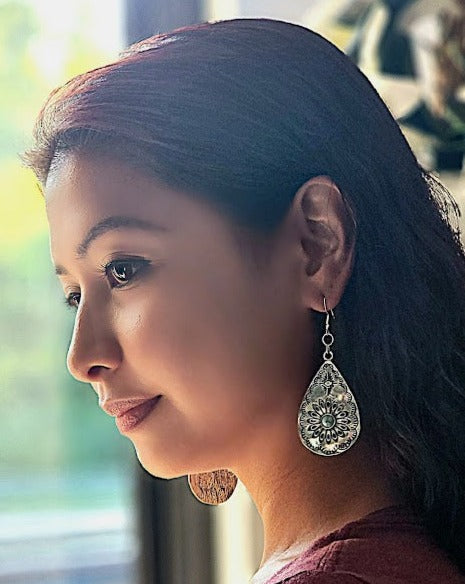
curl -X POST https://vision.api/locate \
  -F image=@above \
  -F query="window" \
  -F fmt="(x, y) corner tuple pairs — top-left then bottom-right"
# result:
(0, 2), (140, 582)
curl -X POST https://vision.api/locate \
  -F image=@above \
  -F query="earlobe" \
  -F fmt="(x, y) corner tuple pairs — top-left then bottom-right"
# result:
(292, 176), (356, 312)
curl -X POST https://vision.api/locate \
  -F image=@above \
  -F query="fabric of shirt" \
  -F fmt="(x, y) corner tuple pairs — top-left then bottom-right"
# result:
(263, 504), (465, 584)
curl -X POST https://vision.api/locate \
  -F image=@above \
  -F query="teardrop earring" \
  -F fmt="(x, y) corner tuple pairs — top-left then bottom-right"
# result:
(298, 297), (361, 456)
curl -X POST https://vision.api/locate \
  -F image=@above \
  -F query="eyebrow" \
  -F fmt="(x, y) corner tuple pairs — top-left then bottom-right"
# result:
(54, 215), (168, 276)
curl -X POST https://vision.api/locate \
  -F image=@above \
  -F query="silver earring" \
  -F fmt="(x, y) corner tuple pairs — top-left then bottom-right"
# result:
(298, 297), (361, 456)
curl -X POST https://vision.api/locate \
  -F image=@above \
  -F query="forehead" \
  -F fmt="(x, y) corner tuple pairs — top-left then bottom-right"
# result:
(45, 154), (177, 268)
(44, 152), (244, 270)
(45, 152), (220, 247)
(45, 153), (180, 226)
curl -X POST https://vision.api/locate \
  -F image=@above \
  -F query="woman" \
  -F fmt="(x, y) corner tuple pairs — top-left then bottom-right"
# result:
(23, 18), (465, 583)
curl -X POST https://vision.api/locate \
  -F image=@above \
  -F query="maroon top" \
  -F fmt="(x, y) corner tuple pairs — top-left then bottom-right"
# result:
(264, 504), (465, 584)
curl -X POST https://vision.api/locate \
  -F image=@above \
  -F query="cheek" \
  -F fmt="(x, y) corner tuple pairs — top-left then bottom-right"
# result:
(168, 284), (298, 401)
(115, 269), (289, 412)
(111, 261), (311, 475)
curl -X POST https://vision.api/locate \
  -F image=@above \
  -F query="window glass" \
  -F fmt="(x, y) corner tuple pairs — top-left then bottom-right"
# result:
(0, 2), (140, 582)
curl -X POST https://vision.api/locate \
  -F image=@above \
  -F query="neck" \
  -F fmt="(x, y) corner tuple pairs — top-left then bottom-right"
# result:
(234, 423), (401, 570)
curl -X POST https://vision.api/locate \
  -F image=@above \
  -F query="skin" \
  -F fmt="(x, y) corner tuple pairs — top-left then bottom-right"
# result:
(45, 152), (400, 575)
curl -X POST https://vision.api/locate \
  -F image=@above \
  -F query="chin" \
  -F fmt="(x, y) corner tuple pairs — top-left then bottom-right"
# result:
(134, 447), (191, 480)
(134, 447), (230, 481)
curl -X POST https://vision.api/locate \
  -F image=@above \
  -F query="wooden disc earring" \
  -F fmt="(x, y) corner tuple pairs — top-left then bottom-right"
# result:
(187, 470), (238, 505)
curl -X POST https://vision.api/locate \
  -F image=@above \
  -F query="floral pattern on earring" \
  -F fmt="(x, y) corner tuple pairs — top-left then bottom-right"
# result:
(298, 298), (361, 456)
(298, 361), (360, 455)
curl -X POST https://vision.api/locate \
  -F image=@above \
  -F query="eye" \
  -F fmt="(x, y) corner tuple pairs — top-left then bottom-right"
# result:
(104, 258), (150, 287)
(64, 292), (81, 310)
(63, 258), (152, 310)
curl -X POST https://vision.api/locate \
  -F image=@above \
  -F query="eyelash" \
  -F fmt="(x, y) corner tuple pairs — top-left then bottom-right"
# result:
(63, 257), (151, 310)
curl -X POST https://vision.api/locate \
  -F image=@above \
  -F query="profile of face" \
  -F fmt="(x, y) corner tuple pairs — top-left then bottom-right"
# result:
(45, 153), (339, 479)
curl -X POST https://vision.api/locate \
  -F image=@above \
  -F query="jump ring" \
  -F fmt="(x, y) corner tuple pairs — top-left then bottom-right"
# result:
(322, 332), (334, 346)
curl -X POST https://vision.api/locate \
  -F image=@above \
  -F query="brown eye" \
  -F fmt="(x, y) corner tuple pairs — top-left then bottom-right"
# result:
(105, 259), (150, 288)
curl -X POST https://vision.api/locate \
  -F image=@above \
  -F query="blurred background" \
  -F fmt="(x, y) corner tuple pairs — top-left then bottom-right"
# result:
(1, 1), (464, 583)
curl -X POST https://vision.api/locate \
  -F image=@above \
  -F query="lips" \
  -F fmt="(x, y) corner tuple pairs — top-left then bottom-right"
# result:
(100, 397), (159, 417)
(100, 396), (161, 433)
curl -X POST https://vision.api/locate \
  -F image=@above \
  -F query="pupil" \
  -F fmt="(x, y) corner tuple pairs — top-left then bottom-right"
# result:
(115, 262), (130, 280)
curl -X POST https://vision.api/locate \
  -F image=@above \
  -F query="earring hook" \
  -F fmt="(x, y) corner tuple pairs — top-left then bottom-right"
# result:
(323, 296), (335, 318)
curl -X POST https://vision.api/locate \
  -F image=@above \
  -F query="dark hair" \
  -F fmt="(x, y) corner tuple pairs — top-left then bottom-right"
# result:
(23, 18), (465, 573)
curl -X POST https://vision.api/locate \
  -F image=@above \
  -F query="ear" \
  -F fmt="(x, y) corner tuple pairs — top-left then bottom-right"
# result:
(290, 175), (356, 312)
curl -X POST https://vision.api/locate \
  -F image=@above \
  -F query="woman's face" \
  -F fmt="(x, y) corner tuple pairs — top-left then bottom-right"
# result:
(45, 153), (315, 478)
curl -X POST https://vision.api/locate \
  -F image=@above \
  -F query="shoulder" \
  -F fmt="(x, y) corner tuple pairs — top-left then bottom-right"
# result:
(277, 572), (366, 583)
(265, 505), (465, 584)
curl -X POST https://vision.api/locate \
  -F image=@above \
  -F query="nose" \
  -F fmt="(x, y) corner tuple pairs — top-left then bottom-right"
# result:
(66, 300), (122, 383)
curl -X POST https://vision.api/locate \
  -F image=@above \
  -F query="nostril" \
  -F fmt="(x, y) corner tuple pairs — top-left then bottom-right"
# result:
(88, 364), (110, 379)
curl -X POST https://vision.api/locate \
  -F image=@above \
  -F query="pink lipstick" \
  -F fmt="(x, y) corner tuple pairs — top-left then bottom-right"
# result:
(114, 396), (161, 433)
